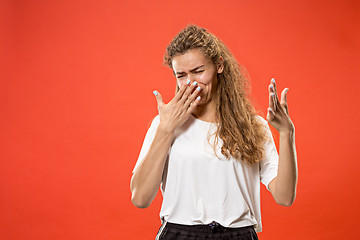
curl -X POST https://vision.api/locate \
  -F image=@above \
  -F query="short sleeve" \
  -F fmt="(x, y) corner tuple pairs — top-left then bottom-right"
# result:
(132, 115), (160, 174)
(257, 116), (279, 191)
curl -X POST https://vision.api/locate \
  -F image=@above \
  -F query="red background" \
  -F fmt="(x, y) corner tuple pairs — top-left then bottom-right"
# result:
(1, 0), (359, 239)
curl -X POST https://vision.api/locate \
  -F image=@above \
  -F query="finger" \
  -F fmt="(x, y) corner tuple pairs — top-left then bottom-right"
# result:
(153, 90), (164, 108)
(267, 107), (275, 121)
(183, 85), (202, 109)
(280, 88), (288, 104)
(172, 81), (190, 102)
(280, 88), (289, 115)
(269, 83), (276, 109)
(269, 91), (276, 112)
(271, 78), (280, 105)
(179, 81), (198, 104)
(187, 96), (201, 113)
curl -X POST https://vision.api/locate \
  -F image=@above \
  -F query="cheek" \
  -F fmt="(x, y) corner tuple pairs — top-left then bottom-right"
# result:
(197, 72), (213, 85)
(177, 79), (185, 88)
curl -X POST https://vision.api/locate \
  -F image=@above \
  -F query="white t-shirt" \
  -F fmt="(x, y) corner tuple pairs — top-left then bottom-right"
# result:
(132, 114), (279, 233)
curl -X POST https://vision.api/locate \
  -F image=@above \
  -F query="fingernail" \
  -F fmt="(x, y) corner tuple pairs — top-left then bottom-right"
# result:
(153, 91), (158, 96)
(197, 96), (201, 100)
(286, 88), (289, 93)
(193, 81), (198, 86)
(186, 80), (190, 85)
(271, 78), (275, 83)
(196, 86), (201, 91)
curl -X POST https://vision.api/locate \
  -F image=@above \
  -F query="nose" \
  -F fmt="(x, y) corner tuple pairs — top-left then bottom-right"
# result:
(187, 74), (196, 84)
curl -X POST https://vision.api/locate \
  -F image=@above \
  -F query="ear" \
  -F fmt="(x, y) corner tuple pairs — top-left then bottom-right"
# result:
(216, 56), (224, 74)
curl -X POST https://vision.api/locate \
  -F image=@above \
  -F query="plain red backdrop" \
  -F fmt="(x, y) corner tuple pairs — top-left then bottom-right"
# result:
(1, 0), (359, 239)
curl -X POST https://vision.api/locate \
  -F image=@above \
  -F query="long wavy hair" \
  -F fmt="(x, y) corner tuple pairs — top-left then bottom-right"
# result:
(163, 25), (271, 165)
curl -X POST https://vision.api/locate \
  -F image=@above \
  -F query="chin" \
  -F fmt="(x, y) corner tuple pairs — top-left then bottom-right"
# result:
(197, 96), (211, 106)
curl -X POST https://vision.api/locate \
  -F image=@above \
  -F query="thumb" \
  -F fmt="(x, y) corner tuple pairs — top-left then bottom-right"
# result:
(280, 88), (289, 115)
(153, 90), (164, 108)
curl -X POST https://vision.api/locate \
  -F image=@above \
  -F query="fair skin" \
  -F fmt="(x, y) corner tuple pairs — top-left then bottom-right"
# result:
(171, 48), (223, 123)
(130, 49), (222, 208)
(267, 79), (298, 206)
(130, 48), (297, 208)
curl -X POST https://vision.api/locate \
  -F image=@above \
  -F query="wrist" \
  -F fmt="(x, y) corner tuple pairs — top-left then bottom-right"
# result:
(157, 123), (175, 136)
(279, 122), (295, 134)
(279, 128), (295, 140)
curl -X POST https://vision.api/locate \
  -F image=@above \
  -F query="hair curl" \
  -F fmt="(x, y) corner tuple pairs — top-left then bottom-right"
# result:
(163, 24), (271, 165)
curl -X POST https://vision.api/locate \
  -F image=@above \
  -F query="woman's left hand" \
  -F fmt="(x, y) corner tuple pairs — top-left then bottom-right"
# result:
(267, 78), (295, 133)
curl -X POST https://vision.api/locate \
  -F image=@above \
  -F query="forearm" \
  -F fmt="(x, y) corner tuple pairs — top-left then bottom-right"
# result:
(274, 129), (298, 206)
(130, 126), (174, 208)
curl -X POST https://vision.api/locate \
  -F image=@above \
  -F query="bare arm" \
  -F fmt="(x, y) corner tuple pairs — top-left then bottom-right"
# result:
(268, 129), (297, 206)
(130, 126), (174, 208)
(267, 78), (298, 206)
(130, 81), (202, 208)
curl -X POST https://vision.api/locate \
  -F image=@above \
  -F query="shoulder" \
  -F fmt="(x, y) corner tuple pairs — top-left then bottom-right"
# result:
(147, 114), (160, 130)
(254, 115), (268, 126)
(254, 115), (273, 140)
(152, 114), (160, 124)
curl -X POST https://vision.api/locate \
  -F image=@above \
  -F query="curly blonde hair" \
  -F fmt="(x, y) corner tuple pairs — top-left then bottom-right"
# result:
(163, 25), (272, 165)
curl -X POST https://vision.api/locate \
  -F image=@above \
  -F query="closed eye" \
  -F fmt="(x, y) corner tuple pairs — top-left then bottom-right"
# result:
(176, 70), (204, 79)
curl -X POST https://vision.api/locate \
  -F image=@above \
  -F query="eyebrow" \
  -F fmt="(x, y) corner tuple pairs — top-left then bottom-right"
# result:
(175, 65), (205, 75)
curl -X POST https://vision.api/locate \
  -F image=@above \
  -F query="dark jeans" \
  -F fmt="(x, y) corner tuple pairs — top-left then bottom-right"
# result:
(156, 221), (259, 240)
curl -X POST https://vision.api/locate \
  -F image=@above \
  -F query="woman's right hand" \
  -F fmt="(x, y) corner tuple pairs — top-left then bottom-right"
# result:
(153, 81), (202, 133)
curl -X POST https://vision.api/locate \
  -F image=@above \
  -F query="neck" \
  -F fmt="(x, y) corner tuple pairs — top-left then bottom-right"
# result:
(192, 99), (217, 123)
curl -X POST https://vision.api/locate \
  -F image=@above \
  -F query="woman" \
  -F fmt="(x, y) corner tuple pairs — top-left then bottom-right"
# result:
(130, 25), (298, 240)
